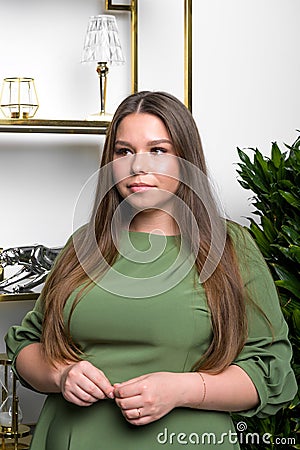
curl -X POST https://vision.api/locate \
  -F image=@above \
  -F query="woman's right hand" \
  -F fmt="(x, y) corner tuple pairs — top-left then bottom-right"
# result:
(58, 360), (115, 407)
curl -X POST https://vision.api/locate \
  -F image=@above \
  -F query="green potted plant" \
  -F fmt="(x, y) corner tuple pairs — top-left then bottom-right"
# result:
(233, 134), (300, 449)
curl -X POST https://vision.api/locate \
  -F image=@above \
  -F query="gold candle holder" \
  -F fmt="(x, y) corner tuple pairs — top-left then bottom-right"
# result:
(0, 78), (39, 120)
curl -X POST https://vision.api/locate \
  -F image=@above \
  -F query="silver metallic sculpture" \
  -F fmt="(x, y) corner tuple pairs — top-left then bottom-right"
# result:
(0, 245), (62, 294)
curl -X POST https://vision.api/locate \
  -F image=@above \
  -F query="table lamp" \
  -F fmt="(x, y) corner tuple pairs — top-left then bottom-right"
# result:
(81, 15), (125, 120)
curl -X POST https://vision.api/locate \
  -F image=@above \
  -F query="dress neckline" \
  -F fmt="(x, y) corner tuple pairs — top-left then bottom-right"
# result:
(124, 229), (181, 238)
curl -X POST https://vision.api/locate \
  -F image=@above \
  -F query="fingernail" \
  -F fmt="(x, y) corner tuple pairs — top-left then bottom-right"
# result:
(108, 391), (114, 399)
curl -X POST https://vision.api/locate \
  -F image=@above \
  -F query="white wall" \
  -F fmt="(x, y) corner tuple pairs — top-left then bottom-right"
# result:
(0, 0), (299, 423)
(193, 0), (300, 220)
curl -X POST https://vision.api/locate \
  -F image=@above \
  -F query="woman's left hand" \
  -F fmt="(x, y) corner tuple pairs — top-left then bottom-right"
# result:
(113, 372), (184, 426)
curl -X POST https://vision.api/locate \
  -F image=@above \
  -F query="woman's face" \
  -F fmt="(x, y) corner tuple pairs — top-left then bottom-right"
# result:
(112, 113), (180, 212)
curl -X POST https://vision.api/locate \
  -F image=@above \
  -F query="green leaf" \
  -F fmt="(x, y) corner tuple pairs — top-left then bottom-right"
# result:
(273, 263), (300, 298)
(271, 142), (284, 168)
(272, 264), (299, 282)
(271, 244), (300, 264)
(237, 148), (252, 166)
(250, 176), (270, 194)
(292, 310), (300, 339)
(279, 190), (300, 210)
(267, 159), (283, 181)
(281, 226), (300, 245)
(276, 279), (300, 299)
(261, 215), (277, 242)
(249, 221), (272, 256)
(237, 179), (251, 190)
(288, 245), (300, 264)
(278, 180), (294, 190)
(254, 150), (271, 182)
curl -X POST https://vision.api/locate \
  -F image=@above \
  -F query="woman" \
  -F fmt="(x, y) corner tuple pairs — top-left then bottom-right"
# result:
(6, 91), (297, 449)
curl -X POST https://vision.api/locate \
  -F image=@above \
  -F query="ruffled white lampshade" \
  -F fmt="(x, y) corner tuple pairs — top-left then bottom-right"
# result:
(82, 15), (125, 65)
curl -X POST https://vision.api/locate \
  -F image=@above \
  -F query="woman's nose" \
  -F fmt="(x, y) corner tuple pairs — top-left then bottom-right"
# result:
(130, 153), (149, 174)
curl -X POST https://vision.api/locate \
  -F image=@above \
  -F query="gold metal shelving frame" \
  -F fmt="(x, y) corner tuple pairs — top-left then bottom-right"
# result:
(106, 0), (193, 111)
(0, 293), (39, 303)
(106, 0), (138, 95)
(0, 119), (110, 135)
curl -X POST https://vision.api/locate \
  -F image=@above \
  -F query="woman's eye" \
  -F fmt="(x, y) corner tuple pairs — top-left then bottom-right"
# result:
(150, 147), (167, 155)
(114, 148), (132, 156)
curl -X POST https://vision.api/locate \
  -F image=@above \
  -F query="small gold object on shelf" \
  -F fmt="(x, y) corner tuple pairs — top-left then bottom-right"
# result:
(0, 354), (31, 449)
(0, 78), (39, 120)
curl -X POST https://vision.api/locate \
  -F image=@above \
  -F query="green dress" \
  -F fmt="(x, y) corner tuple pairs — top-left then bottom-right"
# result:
(5, 223), (297, 450)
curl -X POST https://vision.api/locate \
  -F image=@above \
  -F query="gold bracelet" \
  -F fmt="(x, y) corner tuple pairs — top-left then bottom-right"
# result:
(196, 372), (206, 406)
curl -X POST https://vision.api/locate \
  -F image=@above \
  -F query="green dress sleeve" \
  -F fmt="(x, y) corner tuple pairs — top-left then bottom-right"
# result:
(5, 295), (44, 390)
(228, 222), (297, 418)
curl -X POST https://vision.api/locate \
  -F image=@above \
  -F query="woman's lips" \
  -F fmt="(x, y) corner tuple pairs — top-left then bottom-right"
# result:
(128, 183), (156, 193)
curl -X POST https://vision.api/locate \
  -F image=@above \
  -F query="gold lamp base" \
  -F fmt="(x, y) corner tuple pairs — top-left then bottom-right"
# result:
(85, 62), (113, 122)
(86, 112), (112, 122)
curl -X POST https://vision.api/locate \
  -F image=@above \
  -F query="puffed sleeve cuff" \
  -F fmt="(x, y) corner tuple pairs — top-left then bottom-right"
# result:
(5, 300), (44, 391)
(227, 222), (297, 418)
(232, 323), (298, 418)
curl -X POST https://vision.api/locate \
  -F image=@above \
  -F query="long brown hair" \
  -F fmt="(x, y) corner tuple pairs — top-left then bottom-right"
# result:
(41, 91), (247, 373)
